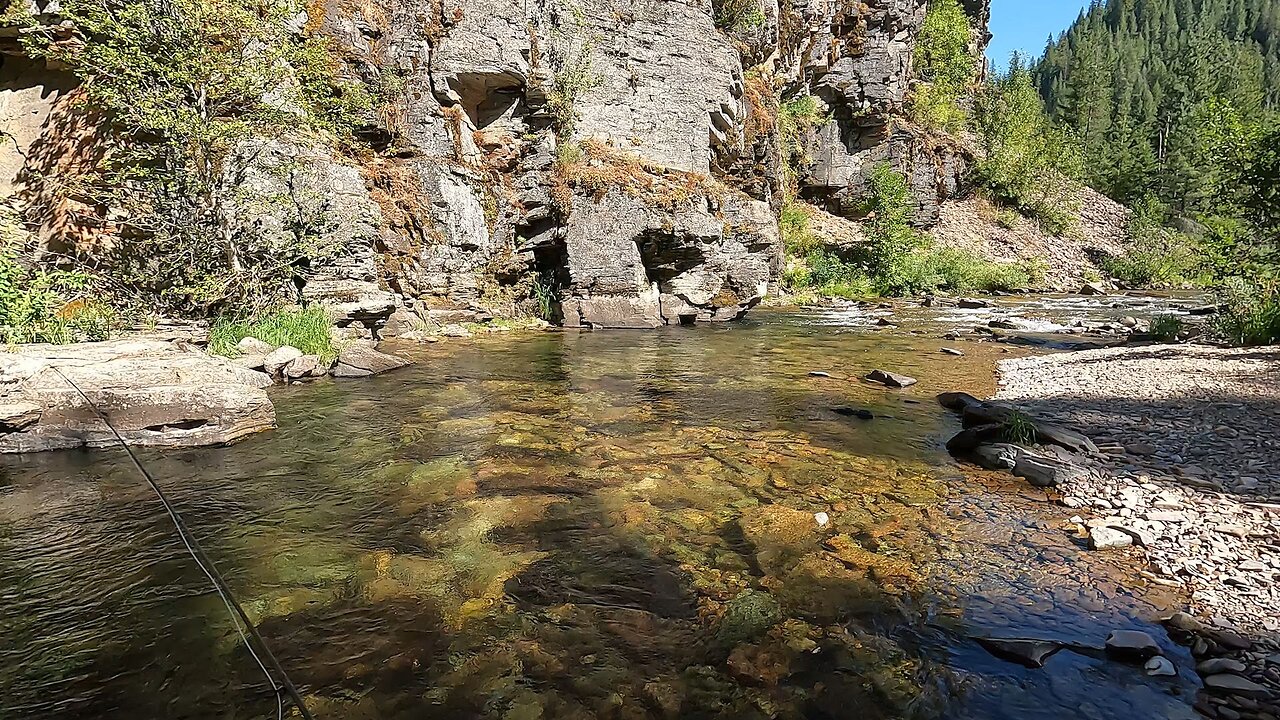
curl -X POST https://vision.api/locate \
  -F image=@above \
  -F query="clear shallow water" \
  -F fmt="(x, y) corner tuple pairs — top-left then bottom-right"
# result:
(1, 305), (1202, 719)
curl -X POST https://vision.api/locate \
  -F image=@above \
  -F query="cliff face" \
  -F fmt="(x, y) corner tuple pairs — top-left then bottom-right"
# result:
(0, 0), (991, 332)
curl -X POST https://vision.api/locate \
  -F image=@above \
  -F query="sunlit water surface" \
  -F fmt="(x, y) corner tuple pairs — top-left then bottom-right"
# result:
(1, 300), (1205, 719)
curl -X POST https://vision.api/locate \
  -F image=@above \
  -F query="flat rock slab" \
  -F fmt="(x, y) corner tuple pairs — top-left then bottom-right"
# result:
(331, 345), (411, 378)
(1105, 630), (1161, 660)
(0, 339), (275, 453)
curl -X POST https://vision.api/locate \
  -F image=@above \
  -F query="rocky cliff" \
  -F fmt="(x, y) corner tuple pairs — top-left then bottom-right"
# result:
(0, 0), (991, 331)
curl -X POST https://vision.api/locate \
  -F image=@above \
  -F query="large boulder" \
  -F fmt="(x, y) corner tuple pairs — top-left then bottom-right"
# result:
(0, 340), (275, 453)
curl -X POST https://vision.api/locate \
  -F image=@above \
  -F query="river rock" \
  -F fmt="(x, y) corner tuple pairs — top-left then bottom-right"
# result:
(1105, 630), (1161, 660)
(264, 345), (304, 375)
(866, 370), (917, 388)
(0, 339), (275, 453)
(976, 638), (1063, 668)
(1198, 659), (1248, 675)
(1080, 281), (1109, 296)
(0, 402), (41, 432)
(331, 345), (411, 378)
(716, 589), (782, 646)
(283, 355), (325, 379)
(958, 298), (993, 309)
(1204, 674), (1269, 696)
(973, 443), (1019, 470)
(1090, 526), (1134, 550)
(237, 337), (276, 355)
(739, 505), (821, 575)
(1145, 656), (1177, 676)
(1013, 453), (1083, 487)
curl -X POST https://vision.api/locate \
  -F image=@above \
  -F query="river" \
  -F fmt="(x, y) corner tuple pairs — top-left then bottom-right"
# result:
(0, 297), (1209, 719)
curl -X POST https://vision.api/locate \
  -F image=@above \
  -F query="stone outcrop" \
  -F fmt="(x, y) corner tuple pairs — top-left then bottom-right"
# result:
(0, 340), (275, 453)
(790, 0), (992, 225)
(1, 0), (997, 327)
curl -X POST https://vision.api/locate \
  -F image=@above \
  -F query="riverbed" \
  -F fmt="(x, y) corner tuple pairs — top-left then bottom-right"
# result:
(0, 297), (1210, 719)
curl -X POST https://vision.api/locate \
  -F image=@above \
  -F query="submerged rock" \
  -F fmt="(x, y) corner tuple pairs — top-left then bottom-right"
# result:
(739, 505), (822, 575)
(977, 638), (1064, 668)
(716, 589), (782, 646)
(865, 370), (917, 388)
(0, 339), (275, 452)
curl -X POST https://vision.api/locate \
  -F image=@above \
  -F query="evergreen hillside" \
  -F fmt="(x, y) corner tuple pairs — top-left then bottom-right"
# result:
(1035, 0), (1279, 209)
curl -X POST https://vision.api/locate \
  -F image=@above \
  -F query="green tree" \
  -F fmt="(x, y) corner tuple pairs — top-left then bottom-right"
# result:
(18, 0), (367, 314)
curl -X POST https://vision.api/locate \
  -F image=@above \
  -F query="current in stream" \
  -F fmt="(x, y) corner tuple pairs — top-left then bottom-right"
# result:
(0, 300), (1208, 719)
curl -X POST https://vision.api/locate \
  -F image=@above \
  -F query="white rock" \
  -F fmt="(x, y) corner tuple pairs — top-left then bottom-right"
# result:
(263, 345), (303, 375)
(1145, 656), (1176, 676)
(814, 512), (830, 527)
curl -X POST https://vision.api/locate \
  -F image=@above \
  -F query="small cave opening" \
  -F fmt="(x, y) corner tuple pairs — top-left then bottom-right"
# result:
(635, 230), (708, 289)
(445, 72), (526, 130)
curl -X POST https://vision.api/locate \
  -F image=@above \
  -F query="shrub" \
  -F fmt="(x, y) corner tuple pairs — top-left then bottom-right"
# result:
(712, 0), (765, 31)
(1213, 280), (1280, 347)
(1148, 314), (1184, 341)
(16, 0), (366, 316)
(208, 306), (337, 361)
(780, 201), (819, 255)
(0, 213), (114, 344)
(910, 0), (976, 133)
(973, 60), (1084, 234)
(1104, 199), (1205, 288)
(777, 95), (827, 194)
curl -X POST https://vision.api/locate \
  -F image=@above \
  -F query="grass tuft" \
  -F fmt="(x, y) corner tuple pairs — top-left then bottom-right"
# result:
(209, 306), (338, 362)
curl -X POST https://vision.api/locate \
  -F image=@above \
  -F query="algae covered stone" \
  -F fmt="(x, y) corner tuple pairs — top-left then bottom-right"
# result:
(716, 589), (782, 646)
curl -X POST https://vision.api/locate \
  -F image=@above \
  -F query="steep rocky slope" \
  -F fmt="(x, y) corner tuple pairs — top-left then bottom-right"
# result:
(1, 0), (994, 330)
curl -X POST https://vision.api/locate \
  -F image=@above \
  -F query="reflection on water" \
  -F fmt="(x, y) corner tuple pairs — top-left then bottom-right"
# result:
(0, 307), (1200, 719)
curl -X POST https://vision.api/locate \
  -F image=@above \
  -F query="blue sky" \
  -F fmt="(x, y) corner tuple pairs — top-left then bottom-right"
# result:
(986, 0), (1090, 70)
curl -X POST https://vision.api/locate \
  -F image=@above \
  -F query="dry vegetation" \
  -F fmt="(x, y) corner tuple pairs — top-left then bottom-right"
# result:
(550, 139), (730, 213)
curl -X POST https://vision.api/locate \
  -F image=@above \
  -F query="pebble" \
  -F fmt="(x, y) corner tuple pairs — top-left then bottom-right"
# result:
(1088, 526), (1132, 550)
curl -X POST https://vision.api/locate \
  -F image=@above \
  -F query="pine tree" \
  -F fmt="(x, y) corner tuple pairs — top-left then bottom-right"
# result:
(1035, 0), (1279, 206)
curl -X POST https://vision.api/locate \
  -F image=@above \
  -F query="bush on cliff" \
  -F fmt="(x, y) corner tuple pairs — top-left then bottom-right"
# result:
(782, 166), (1033, 297)
(16, 0), (369, 316)
(0, 210), (113, 344)
(911, 0), (977, 133)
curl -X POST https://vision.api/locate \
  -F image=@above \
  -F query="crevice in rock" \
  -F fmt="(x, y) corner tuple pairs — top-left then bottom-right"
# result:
(144, 419), (211, 432)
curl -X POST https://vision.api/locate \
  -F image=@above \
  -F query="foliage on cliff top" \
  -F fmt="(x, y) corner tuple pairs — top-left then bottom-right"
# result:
(777, 95), (828, 197)
(15, 0), (369, 316)
(551, 139), (726, 212)
(973, 60), (1084, 235)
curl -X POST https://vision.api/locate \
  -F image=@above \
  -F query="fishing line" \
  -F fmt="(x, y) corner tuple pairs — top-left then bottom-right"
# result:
(47, 365), (315, 720)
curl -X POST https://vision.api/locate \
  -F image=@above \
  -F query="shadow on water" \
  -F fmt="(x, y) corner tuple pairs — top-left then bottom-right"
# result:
(0, 306), (1213, 719)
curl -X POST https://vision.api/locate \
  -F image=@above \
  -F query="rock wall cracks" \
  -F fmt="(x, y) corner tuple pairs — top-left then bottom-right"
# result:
(0, 0), (992, 329)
